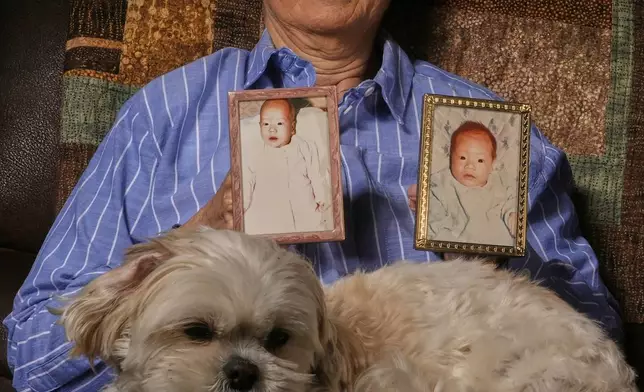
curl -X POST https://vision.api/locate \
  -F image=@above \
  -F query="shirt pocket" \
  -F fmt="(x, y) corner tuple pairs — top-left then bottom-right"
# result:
(359, 149), (421, 202)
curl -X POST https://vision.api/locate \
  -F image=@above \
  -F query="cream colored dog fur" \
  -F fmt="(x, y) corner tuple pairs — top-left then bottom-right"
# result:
(54, 228), (636, 392)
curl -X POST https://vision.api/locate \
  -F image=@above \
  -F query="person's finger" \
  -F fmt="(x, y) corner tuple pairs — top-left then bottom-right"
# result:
(407, 184), (417, 197)
(221, 172), (232, 188)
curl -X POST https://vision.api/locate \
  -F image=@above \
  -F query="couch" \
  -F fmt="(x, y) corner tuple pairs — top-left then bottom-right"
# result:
(0, 0), (69, 390)
(1, 0), (643, 391)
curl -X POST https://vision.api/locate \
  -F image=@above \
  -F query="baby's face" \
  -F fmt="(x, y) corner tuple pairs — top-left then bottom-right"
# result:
(450, 133), (494, 187)
(259, 101), (295, 148)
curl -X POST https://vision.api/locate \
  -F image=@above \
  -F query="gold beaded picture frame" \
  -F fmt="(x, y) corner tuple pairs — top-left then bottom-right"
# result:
(414, 94), (531, 257)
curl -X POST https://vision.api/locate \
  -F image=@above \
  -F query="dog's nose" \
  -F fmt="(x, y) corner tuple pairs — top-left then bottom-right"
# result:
(223, 356), (259, 391)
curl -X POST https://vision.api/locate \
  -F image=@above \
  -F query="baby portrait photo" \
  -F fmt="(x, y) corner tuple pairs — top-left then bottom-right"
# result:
(415, 95), (531, 256)
(228, 86), (345, 244)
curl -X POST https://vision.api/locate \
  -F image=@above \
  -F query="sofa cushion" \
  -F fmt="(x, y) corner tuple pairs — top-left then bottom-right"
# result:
(0, 250), (36, 381)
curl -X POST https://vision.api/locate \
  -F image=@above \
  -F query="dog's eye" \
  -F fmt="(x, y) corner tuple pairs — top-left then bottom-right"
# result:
(264, 327), (290, 351)
(184, 322), (213, 341)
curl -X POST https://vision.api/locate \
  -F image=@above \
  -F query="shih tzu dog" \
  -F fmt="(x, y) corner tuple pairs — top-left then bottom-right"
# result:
(54, 228), (636, 392)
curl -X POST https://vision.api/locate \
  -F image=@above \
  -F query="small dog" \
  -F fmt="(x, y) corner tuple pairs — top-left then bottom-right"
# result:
(55, 228), (636, 392)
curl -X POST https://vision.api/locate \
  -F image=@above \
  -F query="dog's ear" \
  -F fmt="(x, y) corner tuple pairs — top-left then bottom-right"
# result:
(312, 318), (359, 391)
(317, 297), (332, 353)
(311, 281), (338, 387)
(56, 238), (174, 363)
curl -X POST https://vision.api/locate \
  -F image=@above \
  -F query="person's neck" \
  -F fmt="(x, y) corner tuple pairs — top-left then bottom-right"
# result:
(265, 14), (381, 98)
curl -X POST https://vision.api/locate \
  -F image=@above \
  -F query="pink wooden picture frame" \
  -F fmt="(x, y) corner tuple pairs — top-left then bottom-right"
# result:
(228, 86), (345, 244)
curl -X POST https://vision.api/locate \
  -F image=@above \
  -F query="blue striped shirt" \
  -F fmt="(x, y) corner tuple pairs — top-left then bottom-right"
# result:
(4, 30), (622, 392)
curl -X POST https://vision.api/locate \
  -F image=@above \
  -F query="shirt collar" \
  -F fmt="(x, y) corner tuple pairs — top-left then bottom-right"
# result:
(244, 29), (414, 124)
(244, 30), (278, 89)
(370, 30), (414, 124)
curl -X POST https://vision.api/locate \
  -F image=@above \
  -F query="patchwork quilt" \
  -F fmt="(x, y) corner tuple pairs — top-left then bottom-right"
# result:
(58, 0), (643, 323)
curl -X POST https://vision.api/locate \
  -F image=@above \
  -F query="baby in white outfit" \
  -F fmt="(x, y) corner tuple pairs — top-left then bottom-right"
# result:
(242, 99), (331, 235)
(428, 121), (517, 246)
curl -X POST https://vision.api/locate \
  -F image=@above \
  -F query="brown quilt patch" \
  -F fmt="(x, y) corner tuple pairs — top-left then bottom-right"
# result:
(64, 69), (122, 83)
(64, 46), (122, 74)
(211, 0), (263, 52)
(442, 0), (611, 29)
(421, 7), (611, 156)
(68, 0), (128, 40)
(591, 226), (644, 323)
(66, 37), (123, 51)
(119, 0), (217, 86)
(64, 0), (129, 75)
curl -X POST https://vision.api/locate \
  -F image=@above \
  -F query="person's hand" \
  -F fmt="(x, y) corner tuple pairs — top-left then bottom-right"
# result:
(182, 173), (233, 230)
(407, 184), (418, 212)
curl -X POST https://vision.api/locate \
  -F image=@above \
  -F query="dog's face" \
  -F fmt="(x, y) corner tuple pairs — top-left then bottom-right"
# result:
(57, 228), (329, 392)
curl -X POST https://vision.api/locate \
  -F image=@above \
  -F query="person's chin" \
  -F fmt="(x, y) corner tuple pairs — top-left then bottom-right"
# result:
(457, 176), (480, 187)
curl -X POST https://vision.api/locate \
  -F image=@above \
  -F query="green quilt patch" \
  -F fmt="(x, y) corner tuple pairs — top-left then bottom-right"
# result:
(61, 75), (138, 146)
(568, 0), (633, 226)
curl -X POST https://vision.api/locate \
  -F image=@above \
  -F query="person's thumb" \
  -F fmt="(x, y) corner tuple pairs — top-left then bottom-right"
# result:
(407, 184), (418, 198)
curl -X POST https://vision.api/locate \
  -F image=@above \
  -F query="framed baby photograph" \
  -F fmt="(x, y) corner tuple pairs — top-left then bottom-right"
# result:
(414, 94), (531, 257)
(228, 86), (345, 244)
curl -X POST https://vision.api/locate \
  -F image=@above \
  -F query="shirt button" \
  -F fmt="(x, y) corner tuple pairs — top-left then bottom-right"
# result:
(364, 86), (375, 96)
(343, 105), (353, 115)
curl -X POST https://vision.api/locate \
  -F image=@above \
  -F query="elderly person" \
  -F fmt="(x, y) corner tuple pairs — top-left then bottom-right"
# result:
(3, 0), (622, 391)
